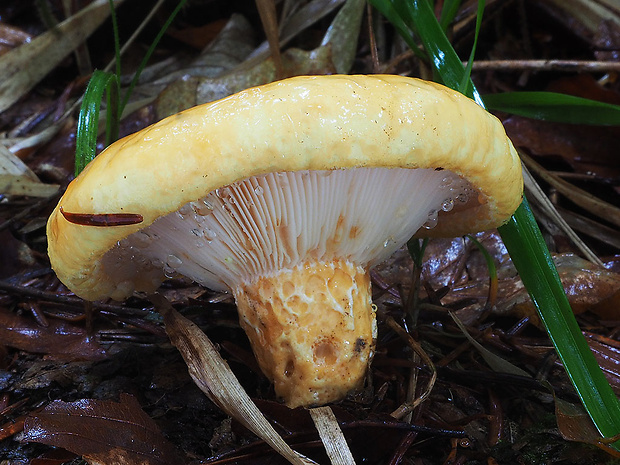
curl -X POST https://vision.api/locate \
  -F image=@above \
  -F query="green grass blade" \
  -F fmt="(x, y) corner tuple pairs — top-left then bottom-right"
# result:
(120, 0), (188, 114)
(369, 0), (427, 60)
(466, 235), (497, 284)
(398, 0), (482, 104)
(498, 200), (620, 446)
(75, 0), (187, 178)
(75, 70), (119, 176)
(484, 91), (620, 125)
(439, 0), (461, 32)
(107, 0), (122, 79)
(406, 237), (428, 268)
(459, 0), (484, 94)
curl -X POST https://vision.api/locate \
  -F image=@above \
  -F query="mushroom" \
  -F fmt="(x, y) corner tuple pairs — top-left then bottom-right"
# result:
(47, 75), (523, 408)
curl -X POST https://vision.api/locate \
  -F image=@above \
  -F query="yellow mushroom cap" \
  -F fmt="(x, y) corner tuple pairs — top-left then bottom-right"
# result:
(47, 75), (523, 407)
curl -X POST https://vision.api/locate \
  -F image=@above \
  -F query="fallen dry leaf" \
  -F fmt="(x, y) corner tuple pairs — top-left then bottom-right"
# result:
(584, 333), (620, 395)
(555, 397), (620, 457)
(0, 144), (59, 197)
(195, 45), (336, 105)
(0, 307), (108, 361)
(21, 393), (184, 465)
(0, 23), (32, 56)
(374, 234), (620, 324)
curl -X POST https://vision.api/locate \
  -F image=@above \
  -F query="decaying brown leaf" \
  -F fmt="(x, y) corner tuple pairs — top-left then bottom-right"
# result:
(374, 234), (620, 325)
(584, 333), (620, 395)
(0, 23), (32, 56)
(21, 393), (184, 465)
(0, 307), (108, 361)
(555, 397), (620, 457)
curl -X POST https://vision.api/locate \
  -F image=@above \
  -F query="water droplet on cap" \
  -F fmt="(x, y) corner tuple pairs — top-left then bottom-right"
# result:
(423, 209), (439, 230)
(133, 231), (151, 248)
(442, 199), (454, 212)
(163, 265), (176, 279)
(166, 254), (183, 269)
(178, 204), (192, 216)
(215, 187), (231, 199)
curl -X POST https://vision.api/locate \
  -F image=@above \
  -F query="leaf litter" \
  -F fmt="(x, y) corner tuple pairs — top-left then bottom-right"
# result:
(21, 393), (184, 465)
(1, 1), (620, 464)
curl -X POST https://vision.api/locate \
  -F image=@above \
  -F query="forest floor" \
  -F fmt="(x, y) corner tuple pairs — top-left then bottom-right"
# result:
(1, 1), (620, 464)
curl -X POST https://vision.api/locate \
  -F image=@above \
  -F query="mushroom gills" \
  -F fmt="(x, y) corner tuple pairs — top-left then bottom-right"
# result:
(102, 167), (476, 406)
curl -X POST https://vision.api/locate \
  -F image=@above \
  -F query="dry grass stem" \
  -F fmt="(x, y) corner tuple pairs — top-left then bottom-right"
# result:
(150, 293), (317, 465)
(522, 152), (620, 229)
(255, 0), (283, 78)
(309, 406), (357, 465)
(521, 164), (604, 266)
(103, 0), (168, 74)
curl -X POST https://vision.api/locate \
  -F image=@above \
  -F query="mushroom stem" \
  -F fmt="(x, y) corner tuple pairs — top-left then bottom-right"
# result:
(233, 259), (376, 408)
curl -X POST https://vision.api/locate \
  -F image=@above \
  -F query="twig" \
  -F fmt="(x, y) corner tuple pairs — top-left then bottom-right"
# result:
(469, 59), (620, 73)
(383, 314), (437, 420)
(103, 0), (168, 74)
(0, 194), (60, 233)
(0, 279), (149, 316)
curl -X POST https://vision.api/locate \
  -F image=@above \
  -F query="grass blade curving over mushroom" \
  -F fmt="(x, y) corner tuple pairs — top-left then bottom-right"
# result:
(369, 0), (620, 450)
(75, 70), (119, 176)
(74, 0), (188, 176)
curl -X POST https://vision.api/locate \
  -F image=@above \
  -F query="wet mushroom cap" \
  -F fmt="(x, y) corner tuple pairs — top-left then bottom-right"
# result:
(47, 75), (523, 407)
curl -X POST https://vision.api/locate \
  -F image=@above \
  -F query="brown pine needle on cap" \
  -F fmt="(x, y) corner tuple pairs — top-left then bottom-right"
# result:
(47, 75), (523, 408)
